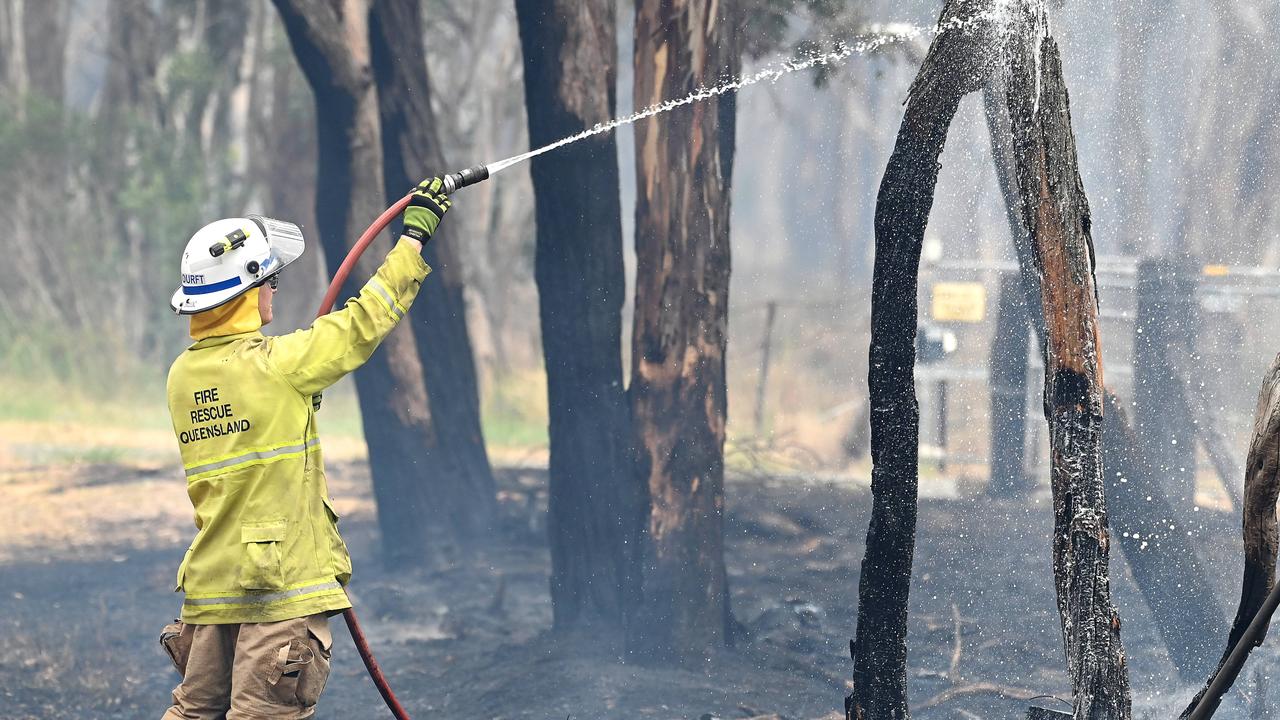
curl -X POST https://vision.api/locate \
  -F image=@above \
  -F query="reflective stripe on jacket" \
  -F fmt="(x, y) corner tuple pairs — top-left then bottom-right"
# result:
(166, 239), (429, 624)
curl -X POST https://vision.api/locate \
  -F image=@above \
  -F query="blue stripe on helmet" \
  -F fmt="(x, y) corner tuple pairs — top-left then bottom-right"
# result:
(183, 276), (243, 295)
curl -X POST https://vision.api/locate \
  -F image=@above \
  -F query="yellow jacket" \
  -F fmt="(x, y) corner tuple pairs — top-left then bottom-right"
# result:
(166, 239), (429, 624)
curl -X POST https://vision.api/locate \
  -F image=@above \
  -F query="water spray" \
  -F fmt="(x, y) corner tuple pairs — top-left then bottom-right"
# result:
(320, 9), (1014, 718)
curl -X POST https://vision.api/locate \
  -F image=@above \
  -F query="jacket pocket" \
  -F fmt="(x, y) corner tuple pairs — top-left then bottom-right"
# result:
(240, 520), (287, 590)
(321, 497), (352, 584)
(159, 620), (192, 676)
(174, 547), (192, 592)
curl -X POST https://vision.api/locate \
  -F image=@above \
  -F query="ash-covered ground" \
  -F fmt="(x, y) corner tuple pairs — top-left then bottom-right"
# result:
(0, 455), (1260, 720)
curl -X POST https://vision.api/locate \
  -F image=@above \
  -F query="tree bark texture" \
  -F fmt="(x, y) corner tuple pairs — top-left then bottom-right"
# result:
(272, 0), (438, 567)
(630, 0), (740, 663)
(849, 1), (1002, 716)
(1001, 8), (1131, 717)
(981, 75), (1045, 337)
(986, 30), (1218, 684)
(1102, 393), (1225, 682)
(1180, 355), (1280, 718)
(513, 0), (646, 637)
(371, 0), (497, 542)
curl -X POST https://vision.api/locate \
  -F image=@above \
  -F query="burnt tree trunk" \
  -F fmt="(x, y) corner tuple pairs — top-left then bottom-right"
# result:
(848, 1), (1002, 715)
(629, 0), (740, 663)
(1002, 6), (1132, 716)
(371, 0), (497, 543)
(272, 0), (437, 567)
(513, 0), (645, 638)
(985, 31), (1221, 685)
(1102, 393), (1226, 681)
(1180, 355), (1280, 718)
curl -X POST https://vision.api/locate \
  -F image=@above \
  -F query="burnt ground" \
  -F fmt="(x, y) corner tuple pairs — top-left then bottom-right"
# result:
(0, 455), (1265, 720)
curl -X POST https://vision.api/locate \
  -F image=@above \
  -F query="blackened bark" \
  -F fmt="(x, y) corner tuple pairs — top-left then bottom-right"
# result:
(988, 273), (1031, 498)
(987, 34), (1219, 684)
(371, 0), (497, 543)
(1180, 355), (1280, 718)
(512, 0), (644, 638)
(981, 75), (1045, 337)
(272, 0), (437, 567)
(849, 1), (1002, 716)
(630, 0), (740, 663)
(1002, 9), (1131, 717)
(1102, 393), (1225, 681)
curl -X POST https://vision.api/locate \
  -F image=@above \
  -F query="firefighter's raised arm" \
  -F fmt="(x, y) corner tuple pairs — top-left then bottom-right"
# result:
(265, 177), (452, 396)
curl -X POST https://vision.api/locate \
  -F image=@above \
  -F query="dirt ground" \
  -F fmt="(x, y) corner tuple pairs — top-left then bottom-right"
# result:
(0, 421), (1267, 720)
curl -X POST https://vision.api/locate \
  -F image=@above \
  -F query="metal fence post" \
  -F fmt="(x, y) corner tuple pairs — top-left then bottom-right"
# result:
(988, 273), (1032, 497)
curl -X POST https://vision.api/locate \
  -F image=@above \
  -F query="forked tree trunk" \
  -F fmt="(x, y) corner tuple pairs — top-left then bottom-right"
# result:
(371, 0), (497, 543)
(985, 40), (1221, 686)
(1001, 5), (1131, 716)
(629, 0), (740, 663)
(513, 0), (645, 639)
(272, 0), (438, 567)
(848, 1), (1002, 716)
(1181, 355), (1280, 718)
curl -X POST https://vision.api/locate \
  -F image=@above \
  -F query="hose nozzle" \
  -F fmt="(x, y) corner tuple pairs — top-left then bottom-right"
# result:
(442, 164), (490, 194)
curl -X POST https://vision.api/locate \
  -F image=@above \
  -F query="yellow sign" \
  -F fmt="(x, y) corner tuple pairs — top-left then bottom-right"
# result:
(931, 282), (987, 323)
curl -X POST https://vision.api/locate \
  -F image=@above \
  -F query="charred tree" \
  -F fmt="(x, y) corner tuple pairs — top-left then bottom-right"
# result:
(513, 0), (645, 638)
(272, 0), (437, 566)
(1001, 6), (1132, 716)
(1181, 355), (1280, 718)
(1102, 393), (1225, 681)
(985, 26), (1219, 685)
(848, 1), (1003, 715)
(629, 0), (740, 662)
(371, 0), (497, 542)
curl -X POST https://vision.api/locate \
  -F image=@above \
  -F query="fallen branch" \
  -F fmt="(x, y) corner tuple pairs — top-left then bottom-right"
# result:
(910, 682), (1047, 711)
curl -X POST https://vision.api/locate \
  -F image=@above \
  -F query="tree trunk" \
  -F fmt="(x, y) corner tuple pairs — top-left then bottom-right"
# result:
(629, 0), (740, 663)
(1102, 393), (1226, 681)
(985, 25), (1220, 686)
(513, 0), (645, 638)
(848, 1), (1002, 715)
(272, 0), (438, 567)
(20, 0), (66, 103)
(1001, 6), (1131, 716)
(370, 0), (497, 543)
(1180, 354), (1280, 718)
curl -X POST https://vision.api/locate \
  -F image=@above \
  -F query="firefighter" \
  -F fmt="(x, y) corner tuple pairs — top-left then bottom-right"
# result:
(159, 178), (452, 719)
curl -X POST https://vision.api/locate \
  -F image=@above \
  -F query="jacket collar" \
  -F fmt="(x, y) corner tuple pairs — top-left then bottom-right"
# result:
(190, 330), (264, 350)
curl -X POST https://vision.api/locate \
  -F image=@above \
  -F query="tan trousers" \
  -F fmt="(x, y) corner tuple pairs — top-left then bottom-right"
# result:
(160, 614), (333, 720)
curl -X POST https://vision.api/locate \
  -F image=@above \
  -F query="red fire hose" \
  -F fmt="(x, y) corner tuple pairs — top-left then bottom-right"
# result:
(315, 191), (414, 720)
(316, 167), (491, 718)
(316, 193), (413, 317)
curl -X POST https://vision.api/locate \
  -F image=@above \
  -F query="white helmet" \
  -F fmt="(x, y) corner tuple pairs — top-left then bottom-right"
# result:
(171, 215), (305, 315)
